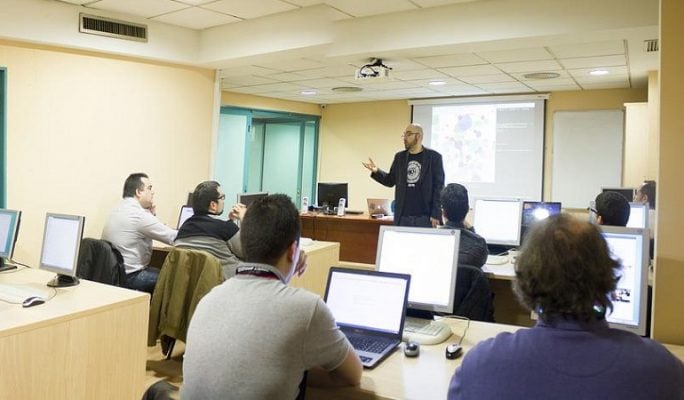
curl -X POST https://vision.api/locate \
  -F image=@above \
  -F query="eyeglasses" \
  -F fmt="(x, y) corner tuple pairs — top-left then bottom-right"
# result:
(216, 194), (226, 201)
(587, 207), (598, 214)
(402, 131), (418, 138)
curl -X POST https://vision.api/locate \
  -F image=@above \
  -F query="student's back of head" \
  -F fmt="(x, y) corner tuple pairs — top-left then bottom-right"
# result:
(240, 194), (301, 265)
(191, 181), (221, 215)
(440, 183), (469, 223)
(595, 191), (630, 226)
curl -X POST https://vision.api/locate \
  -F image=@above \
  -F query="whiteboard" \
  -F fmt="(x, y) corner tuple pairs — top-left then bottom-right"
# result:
(551, 110), (624, 208)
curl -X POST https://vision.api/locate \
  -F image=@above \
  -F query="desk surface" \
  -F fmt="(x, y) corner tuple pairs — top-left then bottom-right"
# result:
(0, 267), (149, 399)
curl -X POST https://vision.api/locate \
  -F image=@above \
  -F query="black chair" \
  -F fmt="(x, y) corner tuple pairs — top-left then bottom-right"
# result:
(453, 264), (495, 322)
(76, 238), (126, 286)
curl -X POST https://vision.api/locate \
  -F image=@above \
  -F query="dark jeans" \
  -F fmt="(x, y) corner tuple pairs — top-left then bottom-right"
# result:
(125, 267), (160, 295)
(398, 215), (432, 227)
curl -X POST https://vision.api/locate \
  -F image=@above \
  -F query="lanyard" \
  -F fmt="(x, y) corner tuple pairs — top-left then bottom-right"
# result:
(235, 265), (280, 281)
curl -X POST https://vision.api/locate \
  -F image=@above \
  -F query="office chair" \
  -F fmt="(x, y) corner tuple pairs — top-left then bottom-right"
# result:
(76, 238), (126, 286)
(148, 248), (224, 359)
(453, 264), (495, 322)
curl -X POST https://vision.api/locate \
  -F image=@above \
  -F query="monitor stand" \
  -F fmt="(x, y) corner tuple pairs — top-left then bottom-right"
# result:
(403, 309), (452, 345)
(47, 274), (80, 288)
(0, 258), (17, 272)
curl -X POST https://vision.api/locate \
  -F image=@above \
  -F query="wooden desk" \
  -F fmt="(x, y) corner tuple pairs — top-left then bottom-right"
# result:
(307, 320), (522, 400)
(289, 241), (340, 297)
(301, 213), (393, 263)
(0, 268), (149, 399)
(482, 260), (535, 327)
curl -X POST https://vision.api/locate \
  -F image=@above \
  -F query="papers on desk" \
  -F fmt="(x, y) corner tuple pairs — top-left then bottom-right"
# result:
(482, 262), (515, 278)
(300, 237), (314, 246)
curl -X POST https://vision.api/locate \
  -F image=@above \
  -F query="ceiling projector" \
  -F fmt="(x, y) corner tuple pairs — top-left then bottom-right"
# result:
(355, 58), (392, 80)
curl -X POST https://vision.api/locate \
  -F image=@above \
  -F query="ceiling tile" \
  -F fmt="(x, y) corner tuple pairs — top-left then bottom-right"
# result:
(580, 80), (630, 90)
(383, 58), (431, 71)
(392, 69), (449, 80)
(324, 0), (416, 17)
(219, 65), (282, 76)
(152, 6), (240, 29)
(431, 85), (488, 96)
(568, 66), (629, 79)
(255, 58), (326, 72)
(277, 0), (323, 6)
(411, 0), (483, 7)
(293, 78), (353, 88)
(495, 60), (563, 73)
(58, 0), (97, 4)
(511, 70), (570, 81)
(438, 64), (502, 77)
(87, 0), (188, 18)
(221, 75), (279, 86)
(354, 80), (421, 90)
(548, 40), (625, 59)
(458, 73), (516, 84)
(476, 82), (532, 91)
(290, 64), (359, 79)
(238, 82), (305, 93)
(265, 71), (309, 81)
(475, 47), (554, 63)
(202, 0), (298, 19)
(523, 77), (577, 87)
(175, 0), (218, 5)
(559, 54), (627, 69)
(414, 53), (487, 68)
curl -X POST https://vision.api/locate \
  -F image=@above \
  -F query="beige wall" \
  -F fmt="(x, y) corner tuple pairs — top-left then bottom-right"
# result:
(221, 92), (320, 116)
(652, 0), (684, 344)
(1, 40), (216, 266)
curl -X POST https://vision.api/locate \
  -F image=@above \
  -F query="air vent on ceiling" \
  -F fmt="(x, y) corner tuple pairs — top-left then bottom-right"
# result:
(644, 39), (659, 53)
(79, 13), (147, 42)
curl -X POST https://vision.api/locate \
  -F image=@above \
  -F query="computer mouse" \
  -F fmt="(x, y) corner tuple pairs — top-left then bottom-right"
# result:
(404, 341), (420, 357)
(22, 296), (46, 308)
(445, 343), (463, 359)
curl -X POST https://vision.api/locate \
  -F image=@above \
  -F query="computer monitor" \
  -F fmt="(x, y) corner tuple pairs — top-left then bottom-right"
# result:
(317, 182), (348, 209)
(375, 226), (460, 315)
(186, 192), (194, 206)
(39, 213), (85, 288)
(472, 198), (523, 247)
(600, 226), (649, 337)
(626, 202), (649, 229)
(520, 201), (562, 243)
(237, 192), (268, 208)
(601, 187), (635, 202)
(177, 205), (194, 229)
(0, 209), (21, 272)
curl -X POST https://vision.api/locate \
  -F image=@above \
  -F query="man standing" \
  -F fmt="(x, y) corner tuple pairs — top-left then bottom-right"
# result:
(175, 180), (246, 278)
(182, 194), (362, 399)
(102, 173), (177, 294)
(363, 123), (445, 227)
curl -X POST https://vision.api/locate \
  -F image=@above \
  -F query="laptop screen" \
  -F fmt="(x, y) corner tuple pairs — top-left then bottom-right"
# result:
(325, 268), (409, 335)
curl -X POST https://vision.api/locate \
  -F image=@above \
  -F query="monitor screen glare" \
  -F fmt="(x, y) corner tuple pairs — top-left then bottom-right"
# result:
(375, 226), (460, 314)
(521, 201), (561, 241)
(626, 202), (649, 229)
(473, 198), (523, 246)
(601, 226), (649, 336)
(39, 213), (85, 287)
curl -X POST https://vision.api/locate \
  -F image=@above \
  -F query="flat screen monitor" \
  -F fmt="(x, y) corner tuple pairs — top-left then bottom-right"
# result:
(186, 192), (194, 206)
(626, 202), (649, 229)
(473, 198), (523, 247)
(600, 226), (649, 337)
(0, 209), (21, 272)
(520, 201), (561, 243)
(601, 187), (635, 202)
(237, 192), (268, 208)
(39, 213), (85, 288)
(177, 205), (194, 229)
(317, 182), (348, 209)
(375, 226), (460, 315)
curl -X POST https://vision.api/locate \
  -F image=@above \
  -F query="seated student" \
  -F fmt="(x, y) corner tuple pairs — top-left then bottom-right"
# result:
(175, 180), (246, 278)
(447, 214), (684, 400)
(440, 183), (488, 268)
(593, 191), (630, 226)
(182, 194), (362, 400)
(102, 173), (177, 295)
(634, 179), (657, 240)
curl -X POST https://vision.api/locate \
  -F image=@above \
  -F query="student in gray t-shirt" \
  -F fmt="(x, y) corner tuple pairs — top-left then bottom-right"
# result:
(182, 194), (362, 400)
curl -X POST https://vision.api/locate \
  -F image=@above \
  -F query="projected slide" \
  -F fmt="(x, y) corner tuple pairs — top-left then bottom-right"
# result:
(432, 104), (496, 183)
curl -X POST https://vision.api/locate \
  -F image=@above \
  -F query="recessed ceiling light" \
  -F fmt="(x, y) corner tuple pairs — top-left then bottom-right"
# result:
(589, 69), (609, 76)
(300, 90), (317, 95)
(428, 80), (447, 86)
(331, 86), (363, 93)
(523, 72), (561, 80)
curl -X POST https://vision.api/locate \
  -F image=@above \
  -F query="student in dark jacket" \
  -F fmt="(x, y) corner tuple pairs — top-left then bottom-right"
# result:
(440, 183), (488, 268)
(362, 123), (445, 227)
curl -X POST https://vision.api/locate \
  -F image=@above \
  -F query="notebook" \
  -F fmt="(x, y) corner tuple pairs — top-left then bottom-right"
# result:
(176, 205), (194, 229)
(324, 267), (411, 369)
(367, 198), (393, 216)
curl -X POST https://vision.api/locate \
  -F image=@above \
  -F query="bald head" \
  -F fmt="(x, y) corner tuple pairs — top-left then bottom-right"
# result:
(403, 123), (424, 152)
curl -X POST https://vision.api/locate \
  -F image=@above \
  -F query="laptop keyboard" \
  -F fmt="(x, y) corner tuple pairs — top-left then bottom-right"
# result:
(347, 333), (393, 354)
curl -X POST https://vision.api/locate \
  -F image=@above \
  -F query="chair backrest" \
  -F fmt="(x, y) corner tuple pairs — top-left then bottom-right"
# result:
(453, 264), (495, 322)
(148, 248), (223, 346)
(76, 238), (126, 286)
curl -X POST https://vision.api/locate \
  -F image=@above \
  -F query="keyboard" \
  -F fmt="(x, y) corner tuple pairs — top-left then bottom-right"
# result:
(0, 283), (50, 303)
(486, 254), (509, 265)
(402, 318), (452, 345)
(347, 334), (394, 354)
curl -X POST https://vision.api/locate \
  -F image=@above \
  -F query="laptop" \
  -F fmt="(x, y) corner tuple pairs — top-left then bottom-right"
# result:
(324, 267), (411, 368)
(367, 198), (394, 216)
(176, 205), (194, 229)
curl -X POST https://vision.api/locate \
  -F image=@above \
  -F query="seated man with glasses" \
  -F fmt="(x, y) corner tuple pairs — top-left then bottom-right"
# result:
(175, 180), (247, 278)
(362, 123), (445, 227)
(102, 172), (178, 294)
(592, 191), (630, 227)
